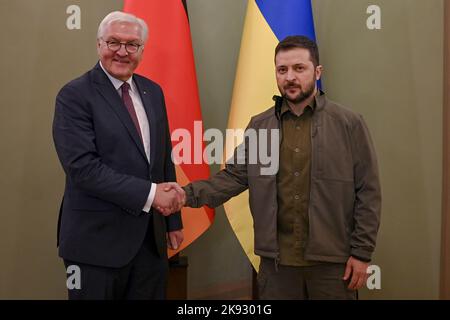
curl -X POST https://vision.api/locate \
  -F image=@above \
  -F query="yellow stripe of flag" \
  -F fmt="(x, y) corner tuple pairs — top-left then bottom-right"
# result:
(223, 0), (280, 271)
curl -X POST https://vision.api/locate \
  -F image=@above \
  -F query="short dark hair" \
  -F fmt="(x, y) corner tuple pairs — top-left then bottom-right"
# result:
(275, 35), (320, 67)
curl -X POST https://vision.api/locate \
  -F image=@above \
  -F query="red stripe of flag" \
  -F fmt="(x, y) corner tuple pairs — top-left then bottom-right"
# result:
(123, 0), (214, 256)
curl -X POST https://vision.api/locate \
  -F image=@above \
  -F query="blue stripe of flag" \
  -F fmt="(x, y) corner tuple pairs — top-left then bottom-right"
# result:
(255, 0), (317, 42)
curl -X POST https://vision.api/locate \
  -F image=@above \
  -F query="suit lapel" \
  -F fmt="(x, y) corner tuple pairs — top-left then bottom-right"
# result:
(92, 64), (148, 162)
(134, 76), (157, 172)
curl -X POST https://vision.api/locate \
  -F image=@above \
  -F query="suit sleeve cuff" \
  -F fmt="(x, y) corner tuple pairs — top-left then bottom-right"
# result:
(142, 183), (157, 213)
(166, 212), (183, 231)
(182, 184), (197, 207)
(350, 247), (372, 263)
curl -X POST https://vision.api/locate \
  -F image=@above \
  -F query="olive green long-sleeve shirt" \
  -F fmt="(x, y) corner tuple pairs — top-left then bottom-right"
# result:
(277, 100), (318, 266)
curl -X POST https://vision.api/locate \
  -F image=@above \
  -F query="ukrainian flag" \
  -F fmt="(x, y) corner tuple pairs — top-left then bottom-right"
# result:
(224, 0), (318, 271)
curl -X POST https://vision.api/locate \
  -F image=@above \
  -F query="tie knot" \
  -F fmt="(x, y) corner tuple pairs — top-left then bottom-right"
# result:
(121, 82), (130, 93)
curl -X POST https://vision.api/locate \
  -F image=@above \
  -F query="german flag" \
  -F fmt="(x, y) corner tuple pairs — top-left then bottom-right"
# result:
(123, 0), (214, 257)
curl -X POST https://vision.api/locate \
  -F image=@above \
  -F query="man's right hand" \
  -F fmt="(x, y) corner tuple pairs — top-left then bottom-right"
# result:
(152, 182), (186, 216)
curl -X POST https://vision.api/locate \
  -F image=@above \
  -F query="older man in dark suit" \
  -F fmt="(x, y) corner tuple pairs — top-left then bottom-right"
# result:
(53, 11), (184, 300)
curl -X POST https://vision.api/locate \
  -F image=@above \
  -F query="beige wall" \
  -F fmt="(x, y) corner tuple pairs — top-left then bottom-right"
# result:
(313, 0), (443, 299)
(0, 0), (444, 299)
(0, 0), (123, 299)
(185, 0), (251, 299)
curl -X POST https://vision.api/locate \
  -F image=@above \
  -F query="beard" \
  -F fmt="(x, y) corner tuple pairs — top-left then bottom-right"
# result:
(280, 77), (316, 105)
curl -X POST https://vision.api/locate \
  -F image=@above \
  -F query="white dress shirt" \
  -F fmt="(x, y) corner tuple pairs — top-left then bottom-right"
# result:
(100, 62), (156, 213)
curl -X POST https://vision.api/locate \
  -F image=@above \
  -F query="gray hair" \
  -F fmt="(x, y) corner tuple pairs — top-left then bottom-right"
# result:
(97, 11), (148, 43)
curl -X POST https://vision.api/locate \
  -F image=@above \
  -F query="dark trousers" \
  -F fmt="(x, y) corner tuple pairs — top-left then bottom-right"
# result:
(257, 258), (357, 300)
(63, 221), (168, 300)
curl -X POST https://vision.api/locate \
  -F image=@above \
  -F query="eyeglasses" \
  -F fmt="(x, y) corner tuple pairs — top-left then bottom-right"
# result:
(101, 38), (143, 54)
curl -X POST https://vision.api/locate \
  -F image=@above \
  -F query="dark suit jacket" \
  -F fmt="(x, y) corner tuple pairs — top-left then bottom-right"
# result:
(53, 63), (182, 268)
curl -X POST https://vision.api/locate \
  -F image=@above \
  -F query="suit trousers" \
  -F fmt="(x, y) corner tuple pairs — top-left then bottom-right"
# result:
(257, 258), (357, 300)
(63, 217), (168, 300)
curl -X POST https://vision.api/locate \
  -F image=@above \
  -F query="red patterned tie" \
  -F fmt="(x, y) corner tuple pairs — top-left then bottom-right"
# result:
(121, 82), (143, 142)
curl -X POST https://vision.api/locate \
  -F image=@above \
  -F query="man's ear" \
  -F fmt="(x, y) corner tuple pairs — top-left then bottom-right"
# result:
(315, 65), (323, 80)
(96, 40), (101, 55)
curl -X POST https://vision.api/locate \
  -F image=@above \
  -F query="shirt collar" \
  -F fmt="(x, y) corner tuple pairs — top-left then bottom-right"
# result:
(280, 95), (317, 117)
(99, 61), (134, 92)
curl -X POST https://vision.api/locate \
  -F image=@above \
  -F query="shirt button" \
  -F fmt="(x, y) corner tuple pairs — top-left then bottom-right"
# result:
(294, 172), (300, 177)
(294, 195), (300, 200)
(294, 148), (300, 153)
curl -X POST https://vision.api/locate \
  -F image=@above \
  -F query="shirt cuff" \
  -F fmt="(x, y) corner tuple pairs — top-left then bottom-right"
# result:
(142, 183), (157, 213)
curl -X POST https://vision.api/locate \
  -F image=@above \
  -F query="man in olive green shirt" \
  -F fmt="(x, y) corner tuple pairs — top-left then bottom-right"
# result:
(164, 36), (381, 300)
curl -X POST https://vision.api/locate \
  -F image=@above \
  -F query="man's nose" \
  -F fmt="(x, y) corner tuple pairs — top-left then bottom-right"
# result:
(116, 44), (128, 56)
(286, 69), (295, 81)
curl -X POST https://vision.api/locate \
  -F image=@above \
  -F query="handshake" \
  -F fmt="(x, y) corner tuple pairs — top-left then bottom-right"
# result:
(151, 182), (186, 216)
